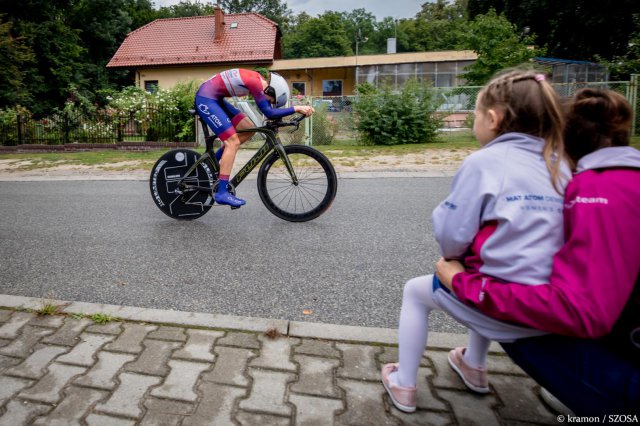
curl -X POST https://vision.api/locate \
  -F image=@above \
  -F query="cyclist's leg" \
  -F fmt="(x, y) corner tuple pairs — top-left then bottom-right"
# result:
(194, 95), (245, 207)
(214, 100), (256, 162)
(221, 100), (255, 144)
(195, 94), (236, 143)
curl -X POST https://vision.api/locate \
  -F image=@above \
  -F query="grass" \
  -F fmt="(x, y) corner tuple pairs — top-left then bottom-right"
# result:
(0, 136), (477, 171)
(35, 301), (62, 316)
(0, 150), (164, 171)
(0, 133), (637, 171)
(90, 312), (118, 324)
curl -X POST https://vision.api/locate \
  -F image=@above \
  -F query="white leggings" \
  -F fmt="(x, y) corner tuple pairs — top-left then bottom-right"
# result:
(396, 275), (546, 388)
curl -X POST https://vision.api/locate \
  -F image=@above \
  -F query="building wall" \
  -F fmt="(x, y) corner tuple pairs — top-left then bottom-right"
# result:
(136, 64), (359, 97)
(134, 55), (476, 96)
(275, 68), (356, 97)
(135, 63), (272, 91)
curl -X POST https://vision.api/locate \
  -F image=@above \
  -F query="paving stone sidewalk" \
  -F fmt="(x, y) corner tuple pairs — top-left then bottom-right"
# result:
(0, 295), (559, 425)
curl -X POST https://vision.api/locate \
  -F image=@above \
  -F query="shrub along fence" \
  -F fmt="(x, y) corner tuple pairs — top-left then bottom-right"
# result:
(0, 107), (193, 147)
(1, 80), (637, 149)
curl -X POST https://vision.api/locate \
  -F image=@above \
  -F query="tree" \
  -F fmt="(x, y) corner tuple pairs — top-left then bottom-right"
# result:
(283, 12), (352, 58)
(467, 0), (640, 62)
(155, 1), (214, 19)
(69, 0), (133, 97)
(605, 14), (640, 80)
(460, 9), (543, 85)
(417, 0), (467, 21)
(0, 15), (34, 108)
(123, 0), (157, 30)
(0, 0), (85, 115)
(341, 9), (377, 55)
(219, 0), (292, 30)
(399, 0), (467, 52)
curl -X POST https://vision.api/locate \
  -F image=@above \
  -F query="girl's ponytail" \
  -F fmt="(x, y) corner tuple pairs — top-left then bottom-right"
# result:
(537, 77), (566, 194)
(478, 69), (567, 194)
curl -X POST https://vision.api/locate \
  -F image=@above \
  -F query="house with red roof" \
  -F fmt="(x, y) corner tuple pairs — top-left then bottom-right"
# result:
(107, 7), (281, 92)
(107, 6), (476, 97)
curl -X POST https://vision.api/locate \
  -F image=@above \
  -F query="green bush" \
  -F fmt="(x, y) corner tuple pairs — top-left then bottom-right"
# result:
(311, 105), (335, 145)
(106, 81), (199, 142)
(353, 80), (443, 145)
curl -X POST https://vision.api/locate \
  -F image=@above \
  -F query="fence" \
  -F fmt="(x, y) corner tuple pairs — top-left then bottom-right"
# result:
(0, 107), (193, 146)
(303, 80), (636, 145)
(1, 80), (638, 148)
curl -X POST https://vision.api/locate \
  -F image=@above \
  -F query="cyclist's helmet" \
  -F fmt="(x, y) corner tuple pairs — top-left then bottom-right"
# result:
(264, 72), (290, 108)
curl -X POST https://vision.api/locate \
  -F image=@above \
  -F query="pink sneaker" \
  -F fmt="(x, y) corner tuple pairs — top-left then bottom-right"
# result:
(447, 347), (490, 394)
(381, 363), (417, 413)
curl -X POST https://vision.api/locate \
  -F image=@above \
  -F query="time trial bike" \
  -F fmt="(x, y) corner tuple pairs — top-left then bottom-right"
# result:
(149, 112), (338, 222)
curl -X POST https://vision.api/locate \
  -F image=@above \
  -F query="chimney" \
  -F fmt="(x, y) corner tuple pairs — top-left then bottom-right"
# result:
(387, 38), (397, 54)
(214, 5), (225, 41)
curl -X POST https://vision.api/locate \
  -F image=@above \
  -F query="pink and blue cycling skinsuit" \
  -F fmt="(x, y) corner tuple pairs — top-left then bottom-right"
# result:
(195, 69), (295, 140)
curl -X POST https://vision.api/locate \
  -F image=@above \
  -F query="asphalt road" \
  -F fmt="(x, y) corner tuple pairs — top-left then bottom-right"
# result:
(0, 177), (468, 333)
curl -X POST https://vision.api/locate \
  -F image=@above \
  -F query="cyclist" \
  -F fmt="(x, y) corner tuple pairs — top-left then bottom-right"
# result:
(195, 69), (314, 207)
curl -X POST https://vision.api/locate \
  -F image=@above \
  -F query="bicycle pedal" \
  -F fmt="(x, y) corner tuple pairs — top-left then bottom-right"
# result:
(230, 205), (241, 210)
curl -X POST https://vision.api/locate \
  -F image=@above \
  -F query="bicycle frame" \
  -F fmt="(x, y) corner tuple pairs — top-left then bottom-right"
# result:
(176, 118), (299, 195)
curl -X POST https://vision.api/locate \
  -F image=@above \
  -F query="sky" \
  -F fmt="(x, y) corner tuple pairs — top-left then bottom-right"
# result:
(154, 0), (425, 20)
(286, 0), (423, 19)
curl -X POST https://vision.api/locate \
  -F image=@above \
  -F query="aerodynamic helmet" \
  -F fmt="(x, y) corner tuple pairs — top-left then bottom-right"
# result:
(264, 72), (290, 108)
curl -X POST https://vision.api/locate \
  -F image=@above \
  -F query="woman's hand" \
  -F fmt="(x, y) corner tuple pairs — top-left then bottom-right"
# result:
(294, 105), (314, 116)
(435, 257), (465, 291)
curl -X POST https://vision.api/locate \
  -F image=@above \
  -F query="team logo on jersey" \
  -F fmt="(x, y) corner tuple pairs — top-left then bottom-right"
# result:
(208, 115), (223, 129)
(564, 196), (609, 209)
(198, 104), (210, 115)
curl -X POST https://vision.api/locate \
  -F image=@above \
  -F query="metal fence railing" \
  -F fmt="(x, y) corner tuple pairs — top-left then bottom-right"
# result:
(0, 107), (193, 146)
(300, 81), (636, 145)
(1, 80), (637, 147)
(630, 75), (639, 137)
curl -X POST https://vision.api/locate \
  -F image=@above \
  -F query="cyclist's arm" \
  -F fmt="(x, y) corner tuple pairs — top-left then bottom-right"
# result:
(245, 75), (295, 119)
(255, 95), (295, 119)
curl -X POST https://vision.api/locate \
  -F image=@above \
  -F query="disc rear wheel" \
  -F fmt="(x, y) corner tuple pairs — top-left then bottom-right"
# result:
(149, 149), (216, 220)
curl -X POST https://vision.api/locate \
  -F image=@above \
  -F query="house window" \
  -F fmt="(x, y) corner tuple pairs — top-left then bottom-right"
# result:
(357, 65), (378, 85)
(322, 80), (342, 97)
(144, 80), (159, 94)
(292, 82), (306, 96)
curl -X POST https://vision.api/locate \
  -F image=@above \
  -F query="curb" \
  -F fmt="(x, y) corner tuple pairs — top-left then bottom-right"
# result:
(0, 294), (504, 353)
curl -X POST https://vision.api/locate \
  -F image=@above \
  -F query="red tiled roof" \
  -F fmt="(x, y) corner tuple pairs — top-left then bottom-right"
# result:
(107, 13), (278, 68)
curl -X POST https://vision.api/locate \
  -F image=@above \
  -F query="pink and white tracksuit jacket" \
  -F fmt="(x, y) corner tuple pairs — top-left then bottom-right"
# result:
(433, 132), (570, 285)
(451, 146), (640, 338)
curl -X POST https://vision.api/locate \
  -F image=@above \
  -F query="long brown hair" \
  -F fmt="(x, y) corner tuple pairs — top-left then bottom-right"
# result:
(477, 69), (566, 193)
(564, 88), (633, 167)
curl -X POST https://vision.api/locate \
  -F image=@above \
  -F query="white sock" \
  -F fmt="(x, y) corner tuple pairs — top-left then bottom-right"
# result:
(463, 330), (491, 369)
(397, 276), (440, 388)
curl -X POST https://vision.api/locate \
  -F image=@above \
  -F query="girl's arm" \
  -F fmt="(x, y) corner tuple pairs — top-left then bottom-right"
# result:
(440, 174), (640, 338)
(432, 153), (500, 259)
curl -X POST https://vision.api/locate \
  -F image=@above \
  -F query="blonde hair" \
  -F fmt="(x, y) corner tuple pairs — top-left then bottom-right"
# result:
(477, 69), (566, 193)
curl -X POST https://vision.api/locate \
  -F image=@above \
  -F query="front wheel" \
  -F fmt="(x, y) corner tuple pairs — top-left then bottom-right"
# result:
(149, 149), (216, 220)
(257, 145), (337, 222)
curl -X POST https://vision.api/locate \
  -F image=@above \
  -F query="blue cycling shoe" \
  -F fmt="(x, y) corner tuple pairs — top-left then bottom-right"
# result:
(214, 192), (246, 207)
